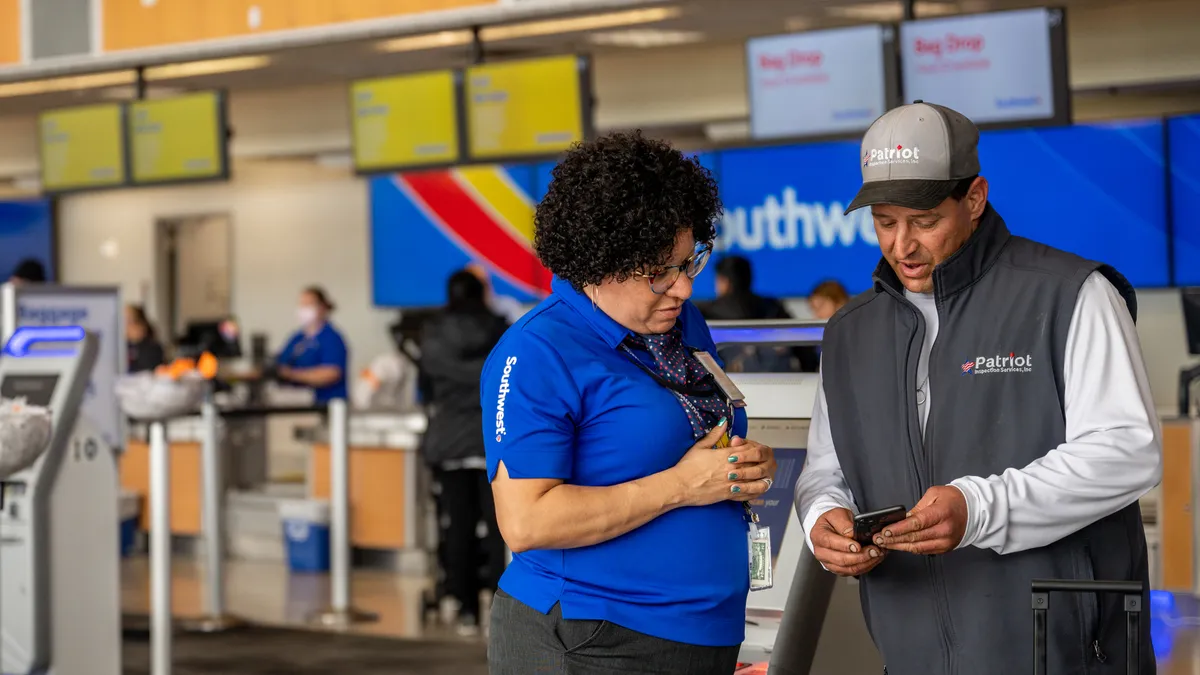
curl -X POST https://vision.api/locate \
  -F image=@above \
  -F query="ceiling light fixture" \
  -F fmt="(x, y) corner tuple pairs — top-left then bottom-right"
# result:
(144, 55), (272, 80)
(0, 70), (136, 98)
(376, 6), (682, 53)
(588, 29), (704, 48)
(376, 30), (474, 53)
(480, 6), (681, 41)
(826, 1), (958, 22)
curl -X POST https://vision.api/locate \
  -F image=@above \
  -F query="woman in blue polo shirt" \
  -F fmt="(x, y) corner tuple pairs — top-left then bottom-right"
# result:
(276, 286), (349, 404)
(482, 131), (778, 674)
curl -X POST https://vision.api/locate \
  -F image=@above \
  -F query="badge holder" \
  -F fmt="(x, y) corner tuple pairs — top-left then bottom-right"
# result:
(747, 505), (773, 591)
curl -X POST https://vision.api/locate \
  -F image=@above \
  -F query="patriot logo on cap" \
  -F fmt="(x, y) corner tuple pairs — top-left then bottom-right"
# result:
(844, 100), (981, 215)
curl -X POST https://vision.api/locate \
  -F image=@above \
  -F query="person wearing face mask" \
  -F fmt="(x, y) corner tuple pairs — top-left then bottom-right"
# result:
(275, 286), (349, 404)
(793, 102), (1161, 674)
(482, 131), (778, 674)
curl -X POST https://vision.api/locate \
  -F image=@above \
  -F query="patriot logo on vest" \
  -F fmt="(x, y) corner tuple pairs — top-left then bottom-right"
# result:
(962, 352), (1033, 375)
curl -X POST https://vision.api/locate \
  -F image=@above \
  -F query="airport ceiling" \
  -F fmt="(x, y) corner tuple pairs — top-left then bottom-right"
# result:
(0, 0), (1125, 116)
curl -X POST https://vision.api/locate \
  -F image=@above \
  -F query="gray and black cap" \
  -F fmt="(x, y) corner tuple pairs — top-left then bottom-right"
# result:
(844, 101), (980, 214)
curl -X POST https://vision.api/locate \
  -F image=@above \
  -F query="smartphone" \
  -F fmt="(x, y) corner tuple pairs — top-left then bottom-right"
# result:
(853, 505), (907, 544)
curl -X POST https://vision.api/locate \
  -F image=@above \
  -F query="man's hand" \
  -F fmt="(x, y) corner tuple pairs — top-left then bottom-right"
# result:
(810, 507), (887, 577)
(877, 486), (968, 555)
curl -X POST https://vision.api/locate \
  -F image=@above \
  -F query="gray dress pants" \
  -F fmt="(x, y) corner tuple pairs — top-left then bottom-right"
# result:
(488, 589), (742, 675)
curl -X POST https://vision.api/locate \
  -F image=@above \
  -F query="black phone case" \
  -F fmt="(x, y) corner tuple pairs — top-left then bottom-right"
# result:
(1030, 579), (1143, 674)
(853, 509), (905, 543)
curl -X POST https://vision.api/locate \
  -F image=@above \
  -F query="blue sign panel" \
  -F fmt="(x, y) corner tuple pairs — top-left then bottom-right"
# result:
(714, 139), (884, 298)
(979, 119), (1169, 288)
(1170, 115), (1200, 286)
(0, 199), (54, 283)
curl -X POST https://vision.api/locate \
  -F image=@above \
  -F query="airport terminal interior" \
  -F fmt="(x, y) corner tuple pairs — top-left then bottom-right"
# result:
(2, 0), (1200, 673)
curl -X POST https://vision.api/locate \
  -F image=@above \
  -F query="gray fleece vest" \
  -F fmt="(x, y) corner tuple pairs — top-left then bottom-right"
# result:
(820, 204), (1153, 675)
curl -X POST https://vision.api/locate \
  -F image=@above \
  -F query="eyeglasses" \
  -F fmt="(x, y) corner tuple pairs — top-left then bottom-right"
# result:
(636, 242), (714, 294)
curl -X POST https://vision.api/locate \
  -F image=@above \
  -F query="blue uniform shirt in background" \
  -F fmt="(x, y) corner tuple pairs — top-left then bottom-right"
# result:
(277, 322), (349, 403)
(480, 277), (751, 648)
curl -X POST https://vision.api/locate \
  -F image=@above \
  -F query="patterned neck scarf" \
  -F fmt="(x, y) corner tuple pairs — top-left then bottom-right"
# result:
(625, 327), (730, 440)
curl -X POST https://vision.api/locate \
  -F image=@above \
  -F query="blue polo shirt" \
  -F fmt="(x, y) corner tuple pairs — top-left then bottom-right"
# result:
(277, 322), (349, 403)
(480, 277), (750, 647)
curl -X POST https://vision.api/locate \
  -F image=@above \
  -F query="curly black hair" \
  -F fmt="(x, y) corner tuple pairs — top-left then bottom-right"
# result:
(533, 130), (722, 290)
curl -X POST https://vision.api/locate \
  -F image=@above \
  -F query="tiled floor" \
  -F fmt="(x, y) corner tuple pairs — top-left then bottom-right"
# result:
(121, 556), (1200, 673)
(119, 556), (471, 642)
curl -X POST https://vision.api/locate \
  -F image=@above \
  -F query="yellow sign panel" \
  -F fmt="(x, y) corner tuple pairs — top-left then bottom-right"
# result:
(351, 70), (459, 171)
(129, 92), (227, 184)
(39, 104), (127, 192)
(466, 55), (585, 160)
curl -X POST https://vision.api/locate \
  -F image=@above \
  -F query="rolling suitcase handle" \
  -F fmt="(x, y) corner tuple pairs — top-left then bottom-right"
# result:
(1031, 579), (1144, 675)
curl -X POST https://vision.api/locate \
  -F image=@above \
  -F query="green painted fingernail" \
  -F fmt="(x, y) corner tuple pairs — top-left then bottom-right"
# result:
(717, 417), (727, 427)
(731, 485), (741, 493)
(728, 456), (737, 463)
(728, 472), (738, 480)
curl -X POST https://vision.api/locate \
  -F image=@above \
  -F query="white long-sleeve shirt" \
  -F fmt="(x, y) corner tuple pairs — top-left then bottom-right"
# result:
(796, 271), (1163, 557)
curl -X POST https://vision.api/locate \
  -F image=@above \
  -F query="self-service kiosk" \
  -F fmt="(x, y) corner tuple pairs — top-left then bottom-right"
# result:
(711, 320), (882, 675)
(0, 327), (121, 675)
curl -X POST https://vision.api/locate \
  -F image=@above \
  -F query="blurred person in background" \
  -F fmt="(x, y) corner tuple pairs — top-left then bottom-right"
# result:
(792, 279), (850, 373)
(9, 258), (46, 285)
(125, 304), (165, 373)
(700, 255), (790, 322)
(807, 279), (849, 320)
(466, 262), (525, 325)
(418, 269), (510, 636)
(483, 131), (777, 674)
(274, 286), (349, 404)
(698, 255), (793, 372)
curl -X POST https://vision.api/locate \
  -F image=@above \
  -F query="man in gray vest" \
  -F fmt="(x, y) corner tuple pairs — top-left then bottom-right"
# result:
(794, 101), (1162, 674)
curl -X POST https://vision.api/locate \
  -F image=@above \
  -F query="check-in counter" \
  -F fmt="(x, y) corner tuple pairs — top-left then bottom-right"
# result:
(120, 414), (270, 535)
(307, 412), (426, 551)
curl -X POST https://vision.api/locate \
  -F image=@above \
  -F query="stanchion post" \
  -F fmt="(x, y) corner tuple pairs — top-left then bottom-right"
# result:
(149, 420), (172, 675)
(181, 391), (244, 632)
(310, 398), (377, 628)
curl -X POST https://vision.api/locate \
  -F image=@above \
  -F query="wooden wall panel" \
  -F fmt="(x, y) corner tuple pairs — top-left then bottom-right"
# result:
(0, 0), (18, 65)
(1160, 420), (1195, 591)
(103, 0), (496, 52)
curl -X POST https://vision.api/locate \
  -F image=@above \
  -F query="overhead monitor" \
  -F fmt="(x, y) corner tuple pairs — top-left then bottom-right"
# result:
(38, 103), (128, 193)
(899, 7), (1071, 127)
(128, 90), (229, 185)
(746, 24), (899, 141)
(351, 70), (462, 173)
(465, 55), (592, 162)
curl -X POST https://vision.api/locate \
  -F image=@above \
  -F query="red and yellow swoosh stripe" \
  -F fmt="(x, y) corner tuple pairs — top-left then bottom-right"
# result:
(394, 165), (551, 297)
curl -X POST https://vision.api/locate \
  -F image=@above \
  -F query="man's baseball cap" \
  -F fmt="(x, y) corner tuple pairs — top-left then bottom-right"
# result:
(844, 101), (980, 214)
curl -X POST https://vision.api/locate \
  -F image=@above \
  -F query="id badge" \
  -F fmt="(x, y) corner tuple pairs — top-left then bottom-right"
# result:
(749, 525), (773, 591)
(693, 351), (747, 408)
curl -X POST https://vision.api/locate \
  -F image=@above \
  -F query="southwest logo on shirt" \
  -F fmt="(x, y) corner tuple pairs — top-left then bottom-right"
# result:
(962, 352), (1033, 375)
(495, 356), (517, 442)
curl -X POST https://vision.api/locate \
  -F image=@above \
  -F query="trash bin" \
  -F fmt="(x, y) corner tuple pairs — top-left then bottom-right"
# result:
(279, 499), (331, 573)
(118, 490), (142, 557)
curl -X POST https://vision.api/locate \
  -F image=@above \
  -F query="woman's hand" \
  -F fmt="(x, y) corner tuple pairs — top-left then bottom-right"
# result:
(670, 420), (777, 508)
(726, 435), (777, 502)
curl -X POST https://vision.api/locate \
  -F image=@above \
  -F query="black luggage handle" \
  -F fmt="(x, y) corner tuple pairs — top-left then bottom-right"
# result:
(1030, 579), (1144, 675)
